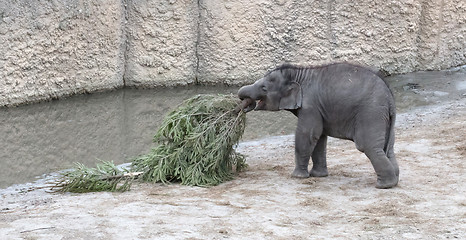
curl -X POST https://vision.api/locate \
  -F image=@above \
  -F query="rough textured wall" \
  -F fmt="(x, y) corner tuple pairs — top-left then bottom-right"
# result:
(124, 0), (199, 87)
(0, 0), (125, 106)
(416, 0), (466, 70)
(198, 0), (333, 84)
(197, 0), (466, 84)
(0, 0), (465, 106)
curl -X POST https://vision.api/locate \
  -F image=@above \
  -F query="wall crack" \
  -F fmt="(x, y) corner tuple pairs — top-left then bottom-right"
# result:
(121, 0), (129, 87)
(194, 0), (203, 84)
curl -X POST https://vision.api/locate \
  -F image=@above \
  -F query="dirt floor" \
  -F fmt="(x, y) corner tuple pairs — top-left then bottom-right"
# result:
(1, 97), (465, 239)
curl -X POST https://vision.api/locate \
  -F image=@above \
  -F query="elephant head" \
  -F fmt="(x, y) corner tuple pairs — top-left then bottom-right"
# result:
(238, 67), (303, 112)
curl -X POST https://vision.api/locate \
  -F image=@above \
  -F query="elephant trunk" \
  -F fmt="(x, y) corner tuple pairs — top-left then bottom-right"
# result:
(238, 85), (254, 100)
(237, 84), (258, 113)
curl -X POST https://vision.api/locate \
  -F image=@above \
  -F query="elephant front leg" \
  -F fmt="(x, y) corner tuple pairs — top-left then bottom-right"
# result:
(310, 135), (328, 177)
(291, 118), (322, 178)
(292, 136), (312, 178)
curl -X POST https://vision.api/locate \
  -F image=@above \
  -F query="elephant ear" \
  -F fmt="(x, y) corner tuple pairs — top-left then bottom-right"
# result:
(279, 82), (302, 110)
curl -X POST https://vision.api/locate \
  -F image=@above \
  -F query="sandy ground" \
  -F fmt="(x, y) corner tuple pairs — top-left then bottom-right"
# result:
(1, 97), (465, 239)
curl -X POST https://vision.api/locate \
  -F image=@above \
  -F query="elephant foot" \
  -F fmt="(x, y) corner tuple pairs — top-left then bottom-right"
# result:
(310, 168), (328, 177)
(375, 175), (399, 189)
(291, 169), (309, 178)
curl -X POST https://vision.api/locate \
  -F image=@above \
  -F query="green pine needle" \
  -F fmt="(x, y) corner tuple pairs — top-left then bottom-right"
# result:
(53, 161), (134, 193)
(53, 94), (247, 192)
(132, 94), (247, 186)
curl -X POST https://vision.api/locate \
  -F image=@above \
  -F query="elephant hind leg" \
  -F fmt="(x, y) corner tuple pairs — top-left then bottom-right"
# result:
(354, 118), (398, 188)
(387, 148), (399, 178)
(364, 148), (398, 189)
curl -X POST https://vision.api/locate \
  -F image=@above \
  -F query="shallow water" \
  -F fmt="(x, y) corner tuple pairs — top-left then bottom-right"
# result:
(1, 69), (465, 188)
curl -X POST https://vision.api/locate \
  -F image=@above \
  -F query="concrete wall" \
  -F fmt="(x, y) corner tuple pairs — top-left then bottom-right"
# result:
(1, 0), (465, 106)
(198, 0), (466, 84)
(124, 0), (199, 87)
(0, 0), (125, 106)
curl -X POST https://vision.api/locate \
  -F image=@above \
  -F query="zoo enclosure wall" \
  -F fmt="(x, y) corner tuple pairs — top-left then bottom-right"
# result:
(0, 0), (465, 106)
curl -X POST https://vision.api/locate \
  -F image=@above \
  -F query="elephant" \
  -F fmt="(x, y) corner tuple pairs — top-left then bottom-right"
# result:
(238, 62), (398, 189)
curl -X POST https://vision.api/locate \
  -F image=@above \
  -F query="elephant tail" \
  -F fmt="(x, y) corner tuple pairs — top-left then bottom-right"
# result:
(384, 101), (396, 155)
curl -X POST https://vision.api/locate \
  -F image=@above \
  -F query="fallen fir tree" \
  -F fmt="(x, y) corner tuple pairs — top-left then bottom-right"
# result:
(52, 94), (247, 193)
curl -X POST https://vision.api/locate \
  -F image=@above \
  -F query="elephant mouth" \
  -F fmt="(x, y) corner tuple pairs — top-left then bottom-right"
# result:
(239, 97), (266, 112)
(255, 98), (266, 110)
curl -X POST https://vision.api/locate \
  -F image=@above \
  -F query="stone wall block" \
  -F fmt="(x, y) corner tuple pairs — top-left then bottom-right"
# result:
(0, 0), (125, 106)
(124, 0), (199, 87)
(329, 0), (422, 73)
(197, 0), (332, 85)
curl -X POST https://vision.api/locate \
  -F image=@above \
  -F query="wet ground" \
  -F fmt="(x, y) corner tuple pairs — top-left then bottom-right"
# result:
(0, 68), (465, 188)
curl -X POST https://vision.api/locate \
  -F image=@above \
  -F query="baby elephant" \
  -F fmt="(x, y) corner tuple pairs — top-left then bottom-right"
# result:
(238, 63), (398, 189)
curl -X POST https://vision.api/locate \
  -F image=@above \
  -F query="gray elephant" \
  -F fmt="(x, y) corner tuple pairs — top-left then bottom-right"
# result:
(238, 63), (398, 189)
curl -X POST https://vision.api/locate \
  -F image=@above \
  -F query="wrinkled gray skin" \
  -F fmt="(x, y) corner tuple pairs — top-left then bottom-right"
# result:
(238, 63), (398, 189)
